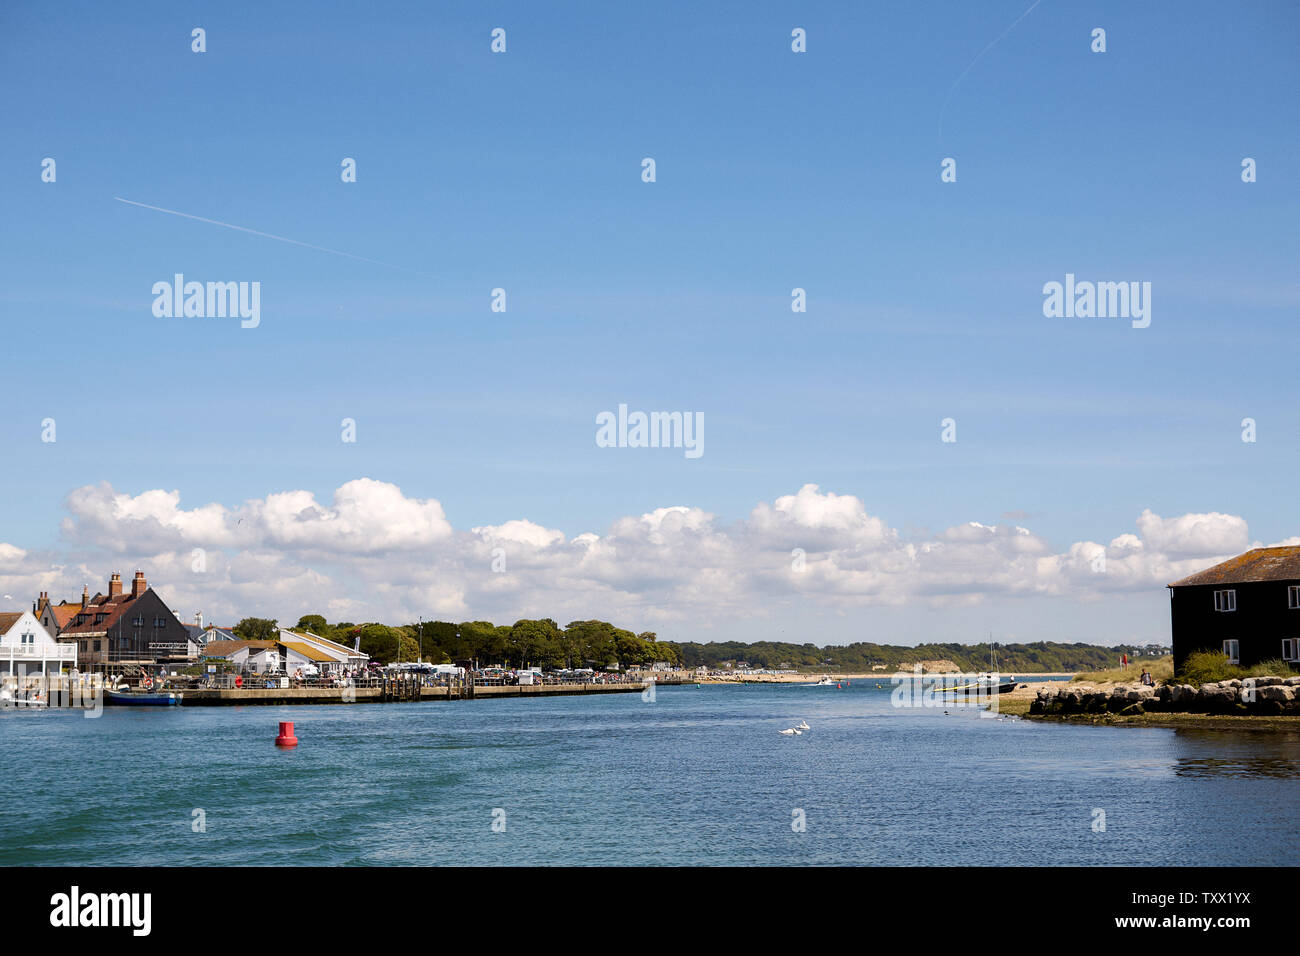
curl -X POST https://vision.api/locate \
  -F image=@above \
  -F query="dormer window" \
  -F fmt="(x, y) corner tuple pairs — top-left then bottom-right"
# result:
(1214, 589), (1236, 612)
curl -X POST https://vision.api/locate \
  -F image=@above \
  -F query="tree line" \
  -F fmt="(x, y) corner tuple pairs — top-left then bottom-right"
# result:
(674, 640), (1169, 673)
(229, 616), (1165, 673)
(232, 615), (682, 669)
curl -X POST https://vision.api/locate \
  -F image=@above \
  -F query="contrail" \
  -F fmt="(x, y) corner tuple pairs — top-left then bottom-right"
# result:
(114, 196), (434, 277)
(939, 0), (1044, 145)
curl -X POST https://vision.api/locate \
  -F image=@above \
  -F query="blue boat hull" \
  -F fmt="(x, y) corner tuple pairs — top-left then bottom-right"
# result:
(105, 690), (180, 706)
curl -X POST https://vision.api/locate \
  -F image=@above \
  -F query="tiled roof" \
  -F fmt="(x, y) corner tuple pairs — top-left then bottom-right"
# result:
(287, 630), (364, 657)
(280, 640), (335, 663)
(0, 612), (23, 634)
(59, 593), (140, 635)
(1169, 546), (1300, 587)
(43, 603), (82, 627)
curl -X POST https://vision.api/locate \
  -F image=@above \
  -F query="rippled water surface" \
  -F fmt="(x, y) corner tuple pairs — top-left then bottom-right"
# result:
(3, 682), (1298, 865)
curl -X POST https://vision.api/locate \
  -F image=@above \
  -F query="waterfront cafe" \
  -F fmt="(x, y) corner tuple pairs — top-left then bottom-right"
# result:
(277, 637), (335, 676)
(277, 629), (368, 675)
(0, 611), (77, 679)
(200, 639), (277, 672)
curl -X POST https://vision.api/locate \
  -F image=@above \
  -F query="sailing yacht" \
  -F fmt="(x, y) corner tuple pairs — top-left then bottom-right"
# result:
(947, 639), (1018, 695)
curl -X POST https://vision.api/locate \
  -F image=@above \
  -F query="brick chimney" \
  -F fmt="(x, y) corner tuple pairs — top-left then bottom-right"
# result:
(81, 585), (89, 610)
(131, 570), (147, 598)
(108, 572), (123, 599)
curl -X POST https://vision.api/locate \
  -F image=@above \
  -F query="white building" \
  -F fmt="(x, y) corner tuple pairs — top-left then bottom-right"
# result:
(245, 645), (284, 674)
(201, 639), (276, 672)
(277, 629), (369, 674)
(0, 611), (77, 678)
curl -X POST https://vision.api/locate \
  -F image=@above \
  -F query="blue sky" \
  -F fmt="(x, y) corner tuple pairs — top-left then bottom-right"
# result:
(1, 1), (1297, 644)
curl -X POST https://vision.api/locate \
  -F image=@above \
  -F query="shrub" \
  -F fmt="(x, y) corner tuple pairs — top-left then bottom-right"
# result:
(1176, 650), (1299, 684)
(1177, 650), (1237, 685)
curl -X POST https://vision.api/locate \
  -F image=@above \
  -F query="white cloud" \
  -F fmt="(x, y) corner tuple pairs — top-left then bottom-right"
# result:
(1134, 508), (1249, 559)
(0, 480), (1263, 635)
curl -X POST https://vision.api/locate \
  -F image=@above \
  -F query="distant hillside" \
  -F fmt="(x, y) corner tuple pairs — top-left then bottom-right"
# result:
(677, 640), (1168, 674)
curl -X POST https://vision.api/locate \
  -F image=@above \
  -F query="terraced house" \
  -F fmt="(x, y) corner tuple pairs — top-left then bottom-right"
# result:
(1168, 546), (1300, 671)
(56, 571), (193, 669)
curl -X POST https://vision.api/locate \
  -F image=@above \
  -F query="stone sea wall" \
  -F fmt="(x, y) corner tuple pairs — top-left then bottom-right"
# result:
(1031, 676), (1300, 717)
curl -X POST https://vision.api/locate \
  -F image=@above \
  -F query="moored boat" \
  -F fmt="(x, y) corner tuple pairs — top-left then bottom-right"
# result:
(105, 689), (181, 706)
(945, 675), (1018, 695)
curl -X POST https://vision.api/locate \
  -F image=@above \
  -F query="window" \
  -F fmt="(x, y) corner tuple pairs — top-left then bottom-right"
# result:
(132, 616), (144, 627)
(1283, 639), (1300, 663)
(154, 617), (166, 628)
(93, 640), (101, 652)
(1214, 589), (1237, 612)
(21, 631), (34, 645)
(1223, 639), (1240, 664)
(1290, 586), (1300, 609)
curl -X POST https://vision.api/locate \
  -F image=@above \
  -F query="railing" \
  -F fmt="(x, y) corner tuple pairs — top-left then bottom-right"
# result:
(148, 642), (197, 657)
(197, 673), (386, 690)
(0, 643), (77, 660)
(472, 674), (645, 687)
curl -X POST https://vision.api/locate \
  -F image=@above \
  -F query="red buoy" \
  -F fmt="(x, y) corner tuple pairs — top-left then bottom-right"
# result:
(275, 721), (299, 747)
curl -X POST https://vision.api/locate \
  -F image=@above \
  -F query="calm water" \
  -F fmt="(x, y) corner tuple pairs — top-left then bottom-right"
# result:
(3, 682), (1298, 866)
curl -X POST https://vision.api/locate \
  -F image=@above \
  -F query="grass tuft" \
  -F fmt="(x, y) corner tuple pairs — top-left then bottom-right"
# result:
(1071, 656), (1173, 684)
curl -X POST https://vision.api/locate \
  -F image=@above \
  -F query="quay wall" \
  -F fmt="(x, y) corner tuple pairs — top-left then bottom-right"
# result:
(154, 681), (647, 706)
(178, 686), (383, 705)
(457, 682), (645, 699)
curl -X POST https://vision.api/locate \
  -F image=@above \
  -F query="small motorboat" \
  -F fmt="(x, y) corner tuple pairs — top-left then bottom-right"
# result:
(105, 688), (181, 706)
(796, 720), (810, 730)
(778, 728), (797, 735)
(808, 676), (837, 687)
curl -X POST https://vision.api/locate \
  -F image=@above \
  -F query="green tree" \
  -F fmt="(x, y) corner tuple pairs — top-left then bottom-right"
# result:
(233, 617), (278, 642)
(508, 619), (564, 668)
(613, 629), (651, 666)
(355, 624), (416, 665)
(564, 620), (619, 668)
(296, 614), (328, 635)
